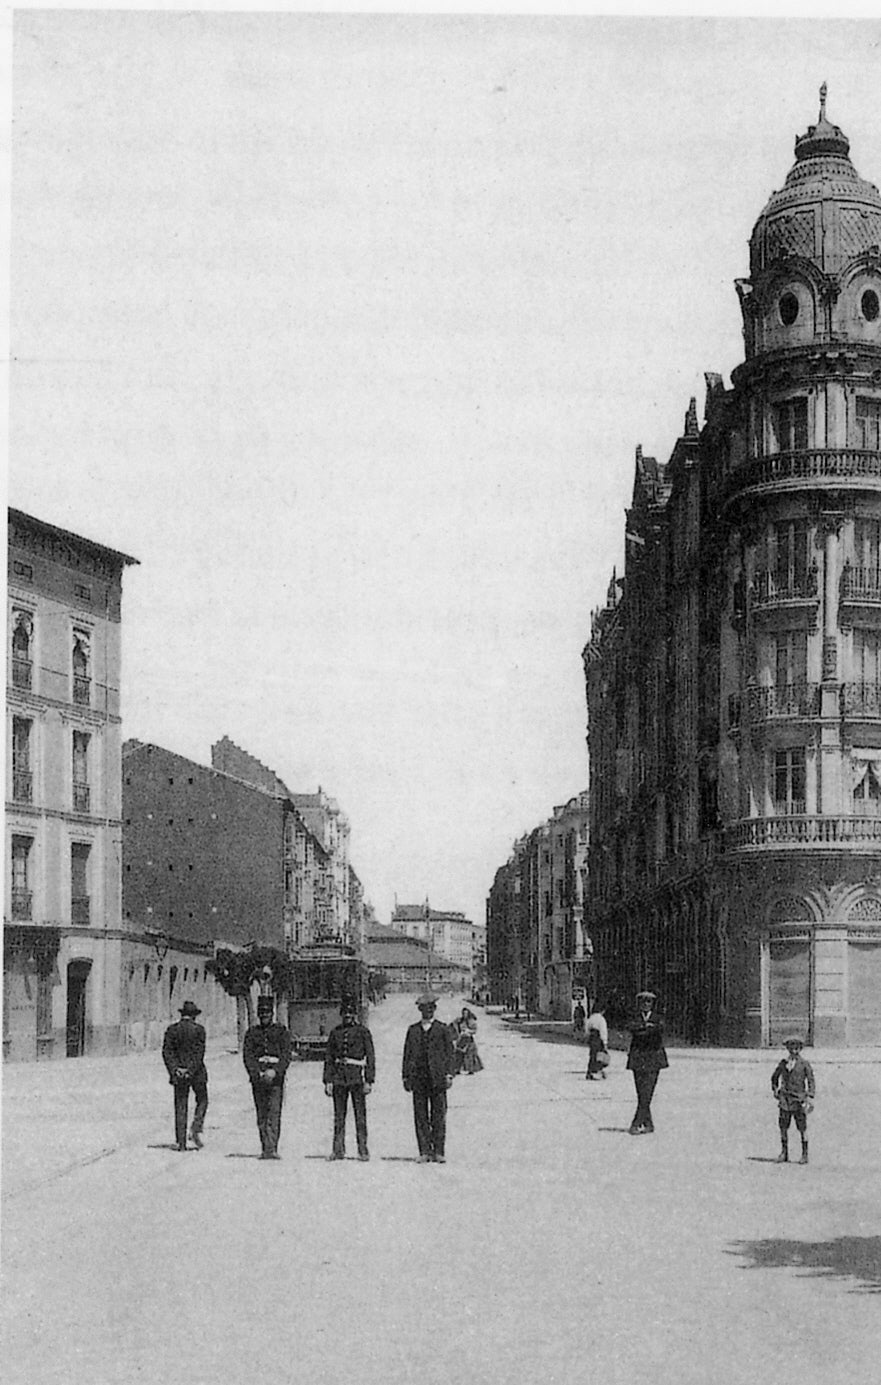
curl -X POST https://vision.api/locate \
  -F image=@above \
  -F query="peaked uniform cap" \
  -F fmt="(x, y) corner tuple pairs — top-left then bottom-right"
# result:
(257, 996), (275, 1014)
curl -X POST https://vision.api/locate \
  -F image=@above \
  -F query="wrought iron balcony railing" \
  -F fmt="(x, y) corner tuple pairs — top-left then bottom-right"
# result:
(12, 770), (33, 803)
(11, 889), (32, 920)
(840, 682), (881, 719)
(751, 567), (818, 609)
(71, 896), (90, 926)
(840, 564), (881, 604)
(725, 815), (881, 850)
(73, 783), (91, 814)
(73, 675), (91, 706)
(725, 448), (881, 503)
(12, 657), (32, 690)
(746, 682), (821, 720)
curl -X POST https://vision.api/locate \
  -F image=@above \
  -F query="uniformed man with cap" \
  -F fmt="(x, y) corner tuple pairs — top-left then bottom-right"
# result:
(162, 999), (208, 1152)
(402, 993), (455, 1163)
(243, 995), (294, 1160)
(771, 1037), (815, 1164)
(626, 989), (668, 1134)
(323, 997), (376, 1161)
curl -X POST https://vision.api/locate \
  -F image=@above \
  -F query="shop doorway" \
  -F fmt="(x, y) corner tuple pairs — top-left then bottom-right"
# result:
(768, 939), (811, 1045)
(848, 941), (881, 1044)
(66, 960), (91, 1057)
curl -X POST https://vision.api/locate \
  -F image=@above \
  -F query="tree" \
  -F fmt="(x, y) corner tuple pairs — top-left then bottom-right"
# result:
(208, 945), (296, 1047)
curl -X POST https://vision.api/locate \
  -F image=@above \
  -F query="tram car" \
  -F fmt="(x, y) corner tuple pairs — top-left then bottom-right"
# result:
(287, 945), (368, 1059)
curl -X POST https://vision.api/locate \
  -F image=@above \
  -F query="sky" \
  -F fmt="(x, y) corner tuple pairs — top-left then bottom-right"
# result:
(10, 13), (881, 932)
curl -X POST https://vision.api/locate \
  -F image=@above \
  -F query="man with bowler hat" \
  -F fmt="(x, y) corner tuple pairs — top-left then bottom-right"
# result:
(323, 997), (376, 1161)
(243, 995), (293, 1160)
(162, 999), (208, 1152)
(626, 989), (668, 1135)
(402, 993), (455, 1162)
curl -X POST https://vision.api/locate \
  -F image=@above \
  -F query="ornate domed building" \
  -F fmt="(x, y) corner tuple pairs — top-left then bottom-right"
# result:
(585, 89), (881, 1046)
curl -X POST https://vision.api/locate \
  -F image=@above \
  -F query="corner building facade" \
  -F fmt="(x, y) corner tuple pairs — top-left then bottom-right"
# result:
(585, 92), (881, 1046)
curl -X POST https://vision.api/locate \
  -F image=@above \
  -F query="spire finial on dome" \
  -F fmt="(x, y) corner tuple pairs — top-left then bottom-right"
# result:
(794, 83), (849, 161)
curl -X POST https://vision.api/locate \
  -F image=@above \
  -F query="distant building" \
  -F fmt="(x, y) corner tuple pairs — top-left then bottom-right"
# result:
(485, 793), (590, 1018)
(363, 918), (468, 994)
(5, 509), (138, 1060)
(584, 91), (881, 1045)
(391, 901), (476, 985)
(211, 737), (352, 947)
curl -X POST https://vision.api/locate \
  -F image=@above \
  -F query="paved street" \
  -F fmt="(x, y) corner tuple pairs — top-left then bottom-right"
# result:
(3, 996), (880, 1385)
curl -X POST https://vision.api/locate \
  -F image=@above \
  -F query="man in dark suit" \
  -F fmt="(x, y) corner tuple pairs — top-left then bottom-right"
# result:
(626, 989), (668, 1135)
(162, 999), (208, 1152)
(323, 996), (376, 1161)
(243, 995), (294, 1160)
(402, 993), (455, 1162)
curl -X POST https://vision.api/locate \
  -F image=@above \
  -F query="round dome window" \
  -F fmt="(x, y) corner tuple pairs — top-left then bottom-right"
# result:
(862, 289), (880, 322)
(779, 292), (800, 326)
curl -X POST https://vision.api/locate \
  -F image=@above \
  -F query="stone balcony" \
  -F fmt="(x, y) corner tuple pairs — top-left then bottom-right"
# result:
(723, 448), (881, 508)
(725, 815), (881, 850)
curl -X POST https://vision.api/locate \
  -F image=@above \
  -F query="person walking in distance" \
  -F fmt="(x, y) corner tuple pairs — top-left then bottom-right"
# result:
(243, 995), (293, 1160)
(162, 999), (208, 1152)
(771, 1037), (815, 1165)
(323, 997), (376, 1161)
(402, 993), (455, 1163)
(626, 990), (668, 1134)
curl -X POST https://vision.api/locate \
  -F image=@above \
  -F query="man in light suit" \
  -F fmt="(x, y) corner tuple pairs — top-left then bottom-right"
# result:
(402, 993), (455, 1163)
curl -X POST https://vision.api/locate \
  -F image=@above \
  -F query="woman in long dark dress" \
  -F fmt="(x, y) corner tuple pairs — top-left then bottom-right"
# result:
(454, 1007), (483, 1075)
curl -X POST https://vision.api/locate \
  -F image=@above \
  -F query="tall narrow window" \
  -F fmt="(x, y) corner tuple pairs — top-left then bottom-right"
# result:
(72, 731), (90, 813)
(11, 837), (33, 919)
(774, 748), (806, 815)
(856, 396), (881, 450)
(11, 611), (33, 690)
(854, 518), (881, 570)
(773, 398), (809, 452)
(12, 717), (33, 803)
(774, 630), (808, 687)
(854, 628), (881, 685)
(773, 519), (809, 594)
(854, 761), (881, 815)
(72, 633), (91, 706)
(71, 843), (91, 925)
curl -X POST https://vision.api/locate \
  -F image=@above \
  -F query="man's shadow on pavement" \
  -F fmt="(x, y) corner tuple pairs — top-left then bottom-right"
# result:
(728, 1235), (881, 1294)
(148, 1142), (192, 1151)
(597, 1126), (635, 1134)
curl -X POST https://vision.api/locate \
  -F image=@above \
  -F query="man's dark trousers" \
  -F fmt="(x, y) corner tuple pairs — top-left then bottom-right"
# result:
(412, 1083), (447, 1158)
(251, 1082), (284, 1156)
(173, 1075), (207, 1148)
(632, 1070), (659, 1130)
(332, 1087), (368, 1157)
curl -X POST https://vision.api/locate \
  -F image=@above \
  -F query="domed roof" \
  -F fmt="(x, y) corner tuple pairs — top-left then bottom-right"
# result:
(750, 85), (881, 277)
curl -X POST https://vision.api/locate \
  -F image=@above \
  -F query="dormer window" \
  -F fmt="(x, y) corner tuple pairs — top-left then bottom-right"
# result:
(779, 291), (800, 326)
(861, 289), (880, 322)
